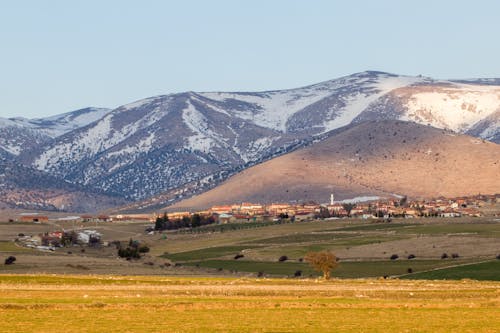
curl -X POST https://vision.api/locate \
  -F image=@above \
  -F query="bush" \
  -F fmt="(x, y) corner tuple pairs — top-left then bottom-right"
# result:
(390, 254), (399, 260)
(278, 255), (288, 262)
(407, 254), (416, 259)
(257, 271), (264, 277)
(451, 253), (459, 259)
(407, 268), (413, 273)
(4, 256), (16, 265)
(294, 270), (302, 277)
(138, 245), (150, 253)
(441, 253), (448, 259)
(234, 254), (244, 260)
(496, 254), (500, 260)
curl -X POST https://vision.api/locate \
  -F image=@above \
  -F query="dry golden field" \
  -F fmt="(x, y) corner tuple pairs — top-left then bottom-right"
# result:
(0, 275), (498, 332)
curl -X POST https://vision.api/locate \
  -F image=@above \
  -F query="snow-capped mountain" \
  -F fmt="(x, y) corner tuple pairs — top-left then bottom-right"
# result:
(0, 107), (111, 156)
(0, 156), (127, 212)
(15, 71), (500, 205)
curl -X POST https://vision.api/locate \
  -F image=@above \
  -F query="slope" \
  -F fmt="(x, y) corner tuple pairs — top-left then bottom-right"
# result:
(0, 107), (111, 156)
(0, 158), (128, 212)
(169, 120), (500, 210)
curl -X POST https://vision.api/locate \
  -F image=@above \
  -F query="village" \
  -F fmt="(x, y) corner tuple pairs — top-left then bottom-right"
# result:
(13, 194), (498, 228)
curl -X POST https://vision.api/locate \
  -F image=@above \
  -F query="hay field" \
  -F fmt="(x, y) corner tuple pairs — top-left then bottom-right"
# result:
(0, 275), (498, 332)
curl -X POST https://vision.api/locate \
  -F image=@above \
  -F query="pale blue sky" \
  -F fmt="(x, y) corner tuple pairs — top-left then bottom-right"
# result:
(1, 0), (499, 118)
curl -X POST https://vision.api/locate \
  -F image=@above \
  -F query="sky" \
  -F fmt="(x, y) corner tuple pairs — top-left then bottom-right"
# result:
(1, 0), (500, 118)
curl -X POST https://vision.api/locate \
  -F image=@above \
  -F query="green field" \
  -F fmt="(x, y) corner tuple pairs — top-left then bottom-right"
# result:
(158, 219), (500, 280)
(403, 260), (500, 281)
(0, 275), (498, 332)
(0, 218), (499, 280)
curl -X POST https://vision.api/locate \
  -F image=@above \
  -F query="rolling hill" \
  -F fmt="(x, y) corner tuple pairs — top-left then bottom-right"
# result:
(168, 120), (500, 210)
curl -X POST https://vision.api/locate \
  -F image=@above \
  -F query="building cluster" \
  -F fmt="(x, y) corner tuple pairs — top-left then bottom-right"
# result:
(16, 229), (102, 251)
(14, 194), (499, 226)
(166, 194), (497, 223)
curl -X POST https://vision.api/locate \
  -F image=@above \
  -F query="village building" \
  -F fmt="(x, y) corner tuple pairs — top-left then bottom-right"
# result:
(210, 205), (233, 214)
(18, 214), (49, 223)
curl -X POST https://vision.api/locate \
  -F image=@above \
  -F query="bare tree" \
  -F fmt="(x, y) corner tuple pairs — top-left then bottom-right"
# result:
(304, 251), (339, 279)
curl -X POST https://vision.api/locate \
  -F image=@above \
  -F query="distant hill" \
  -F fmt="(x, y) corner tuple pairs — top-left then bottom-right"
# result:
(167, 120), (500, 211)
(0, 158), (127, 212)
(0, 107), (111, 156)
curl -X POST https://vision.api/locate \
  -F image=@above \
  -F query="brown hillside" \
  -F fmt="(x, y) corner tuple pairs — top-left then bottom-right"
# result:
(170, 121), (500, 210)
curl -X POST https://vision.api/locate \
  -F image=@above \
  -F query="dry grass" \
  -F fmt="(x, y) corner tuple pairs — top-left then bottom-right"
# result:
(0, 275), (498, 332)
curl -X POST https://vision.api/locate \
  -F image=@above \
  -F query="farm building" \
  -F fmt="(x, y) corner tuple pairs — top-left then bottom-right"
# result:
(18, 214), (49, 223)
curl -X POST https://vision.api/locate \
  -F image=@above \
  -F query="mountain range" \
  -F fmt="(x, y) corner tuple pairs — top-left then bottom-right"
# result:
(1, 71), (499, 212)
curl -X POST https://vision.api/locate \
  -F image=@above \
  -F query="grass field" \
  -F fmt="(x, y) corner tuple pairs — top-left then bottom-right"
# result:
(0, 275), (498, 332)
(158, 219), (500, 280)
(402, 260), (500, 281)
(0, 218), (499, 279)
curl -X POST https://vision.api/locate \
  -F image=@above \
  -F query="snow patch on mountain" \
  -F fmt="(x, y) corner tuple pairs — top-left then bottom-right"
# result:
(107, 132), (156, 159)
(322, 75), (426, 131)
(122, 97), (160, 110)
(403, 84), (500, 132)
(200, 89), (333, 132)
(182, 101), (228, 152)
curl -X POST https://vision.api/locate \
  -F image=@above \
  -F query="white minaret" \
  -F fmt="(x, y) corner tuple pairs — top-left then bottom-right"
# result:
(330, 193), (335, 205)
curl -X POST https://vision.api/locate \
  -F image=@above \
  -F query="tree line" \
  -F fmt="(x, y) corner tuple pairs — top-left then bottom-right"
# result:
(155, 213), (216, 231)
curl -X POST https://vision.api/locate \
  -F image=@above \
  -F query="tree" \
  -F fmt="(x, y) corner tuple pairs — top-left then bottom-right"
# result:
(191, 214), (202, 228)
(155, 213), (169, 230)
(342, 203), (356, 217)
(304, 251), (339, 280)
(399, 195), (408, 207)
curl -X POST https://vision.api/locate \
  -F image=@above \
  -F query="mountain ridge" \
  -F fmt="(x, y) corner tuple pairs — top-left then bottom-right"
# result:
(2, 71), (500, 212)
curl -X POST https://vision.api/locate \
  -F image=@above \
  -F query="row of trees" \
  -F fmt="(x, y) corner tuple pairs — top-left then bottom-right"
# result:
(155, 213), (216, 231)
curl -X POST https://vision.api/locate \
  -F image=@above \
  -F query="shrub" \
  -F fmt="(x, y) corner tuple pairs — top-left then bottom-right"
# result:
(257, 271), (264, 277)
(496, 254), (500, 260)
(407, 254), (416, 259)
(298, 258), (303, 262)
(294, 270), (302, 277)
(138, 245), (150, 253)
(407, 268), (413, 273)
(234, 254), (244, 260)
(441, 253), (448, 259)
(4, 256), (16, 265)
(390, 254), (399, 260)
(451, 253), (459, 259)
(278, 255), (288, 262)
